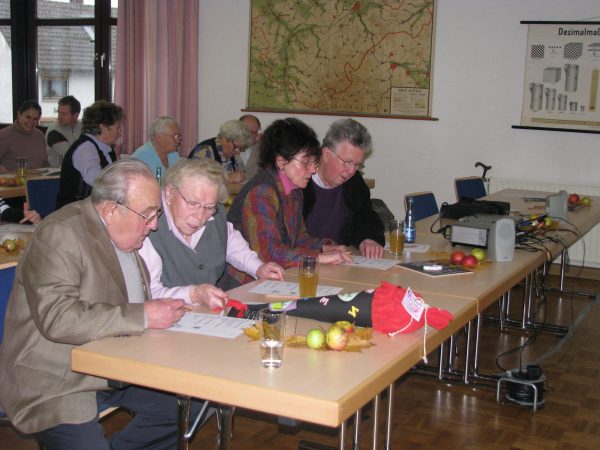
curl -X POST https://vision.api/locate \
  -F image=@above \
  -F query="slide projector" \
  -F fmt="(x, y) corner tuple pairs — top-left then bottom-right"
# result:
(450, 214), (517, 262)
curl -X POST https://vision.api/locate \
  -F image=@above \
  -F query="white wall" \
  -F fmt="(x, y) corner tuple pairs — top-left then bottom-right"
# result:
(198, 0), (600, 217)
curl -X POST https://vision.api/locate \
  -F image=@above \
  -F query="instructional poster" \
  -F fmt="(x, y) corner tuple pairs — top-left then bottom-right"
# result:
(520, 21), (600, 133)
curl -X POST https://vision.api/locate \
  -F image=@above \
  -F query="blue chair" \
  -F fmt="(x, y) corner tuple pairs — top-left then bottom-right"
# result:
(454, 176), (486, 201)
(26, 177), (60, 218)
(0, 263), (16, 421)
(405, 191), (439, 221)
(0, 263), (16, 346)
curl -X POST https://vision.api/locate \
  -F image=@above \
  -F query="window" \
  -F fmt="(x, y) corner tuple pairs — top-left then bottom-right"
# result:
(0, 0), (117, 123)
(41, 73), (68, 100)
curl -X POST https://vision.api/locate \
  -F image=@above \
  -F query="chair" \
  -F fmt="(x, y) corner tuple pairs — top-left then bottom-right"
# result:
(0, 263), (16, 423)
(26, 177), (60, 218)
(405, 191), (439, 221)
(454, 176), (486, 201)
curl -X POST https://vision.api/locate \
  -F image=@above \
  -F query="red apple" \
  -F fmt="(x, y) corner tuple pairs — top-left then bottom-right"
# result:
(461, 255), (478, 269)
(334, 320), (355, 334)
(326, 325), (348, 351)
(450, 250), (466, 265)
(568, 193), (580, 204)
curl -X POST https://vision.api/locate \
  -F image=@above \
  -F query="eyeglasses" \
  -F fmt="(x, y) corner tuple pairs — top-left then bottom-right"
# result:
(115, 201), (163, 225)
(330, 150), (362, 170)
(231, 140), (247, 152)
(173, 185), (219, 215)
(291, 157), (319, 169)
(163, 133), (182, 141)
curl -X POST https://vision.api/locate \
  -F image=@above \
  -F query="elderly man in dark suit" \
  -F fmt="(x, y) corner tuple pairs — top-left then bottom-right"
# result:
(0, 159), (191, 449)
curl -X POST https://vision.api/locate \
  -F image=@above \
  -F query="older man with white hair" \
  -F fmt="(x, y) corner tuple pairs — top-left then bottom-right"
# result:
(132, 116), (182, 173)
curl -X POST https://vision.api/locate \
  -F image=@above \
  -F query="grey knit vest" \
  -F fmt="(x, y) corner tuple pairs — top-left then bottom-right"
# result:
(148, 207), (228, 287)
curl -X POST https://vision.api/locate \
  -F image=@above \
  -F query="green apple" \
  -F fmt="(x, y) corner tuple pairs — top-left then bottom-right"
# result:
(306, 328), (326, 350)
(544, 216), (553, 227)
(471, 248), (485, 262)
(581, 197), (591, 207)
(2, 239), (16, 252)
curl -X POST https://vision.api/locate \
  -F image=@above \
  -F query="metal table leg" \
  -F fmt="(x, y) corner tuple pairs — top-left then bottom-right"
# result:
(385, 384), (394, 450)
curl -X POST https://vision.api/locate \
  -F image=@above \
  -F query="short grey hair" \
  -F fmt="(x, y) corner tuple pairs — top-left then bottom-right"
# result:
(322, 118), (373, 154)
(164, 158), (229, 203)
(92, 159), (156, 205)
(149, 116), (178, 140)
(217, 119), (252, 148)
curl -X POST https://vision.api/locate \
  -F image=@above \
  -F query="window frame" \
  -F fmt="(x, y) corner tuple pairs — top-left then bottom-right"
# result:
(0, 0), (116, 123)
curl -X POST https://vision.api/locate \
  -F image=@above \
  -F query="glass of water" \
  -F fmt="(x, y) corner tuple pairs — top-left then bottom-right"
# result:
(258, 308), (286, 369)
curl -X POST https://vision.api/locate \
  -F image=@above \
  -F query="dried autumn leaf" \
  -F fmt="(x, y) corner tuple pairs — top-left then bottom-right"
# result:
(285, 335), (307, 347)
(243, 325), (260, 340)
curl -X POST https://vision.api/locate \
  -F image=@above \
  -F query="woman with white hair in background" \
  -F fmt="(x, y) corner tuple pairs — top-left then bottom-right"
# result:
(188, 119), (253, 183)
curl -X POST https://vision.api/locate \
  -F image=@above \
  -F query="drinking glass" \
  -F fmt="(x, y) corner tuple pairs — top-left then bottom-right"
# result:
(258, 309), (286, 369)
(16, 157), (27, 177)
(298, 256), (318, 297)
(388, 219), (405, 255)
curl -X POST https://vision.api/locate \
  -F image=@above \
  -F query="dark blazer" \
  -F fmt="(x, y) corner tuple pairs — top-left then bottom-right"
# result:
(302, 171), (385, 248)
(0, 198), (148, 434)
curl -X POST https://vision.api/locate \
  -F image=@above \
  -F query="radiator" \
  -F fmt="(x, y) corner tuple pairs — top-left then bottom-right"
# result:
(489, 178), (600, 268)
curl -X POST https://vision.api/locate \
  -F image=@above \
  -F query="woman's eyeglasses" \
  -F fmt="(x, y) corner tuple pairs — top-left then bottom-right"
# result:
(291, 157), (319, 169)
(173, 185), (218, 215)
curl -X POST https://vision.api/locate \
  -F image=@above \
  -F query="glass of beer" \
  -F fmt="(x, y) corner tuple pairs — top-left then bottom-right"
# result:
(388, 219), (405, 255)
(16, 157), (27, 177)
(298, 256), (318, 298)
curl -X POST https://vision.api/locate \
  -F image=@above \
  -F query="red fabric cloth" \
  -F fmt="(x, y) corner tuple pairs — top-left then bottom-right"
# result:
(371, 281), (453, 334)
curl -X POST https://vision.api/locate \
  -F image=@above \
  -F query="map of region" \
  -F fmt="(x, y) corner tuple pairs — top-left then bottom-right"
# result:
(248, 0), (436, 117)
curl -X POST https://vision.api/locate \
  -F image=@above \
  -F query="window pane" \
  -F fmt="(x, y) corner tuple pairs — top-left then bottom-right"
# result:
(0, 0), (9, 19)
(0, 25), (12, 122)
(37, 26), (95, 123)
(111, 0), (118, 19)
(37, 0), (95, 19)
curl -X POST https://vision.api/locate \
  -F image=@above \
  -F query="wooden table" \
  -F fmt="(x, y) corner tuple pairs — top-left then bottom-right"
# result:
(72, 281), (476, 449)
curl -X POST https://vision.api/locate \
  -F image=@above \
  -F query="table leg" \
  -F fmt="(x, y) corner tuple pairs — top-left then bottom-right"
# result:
(543, 249), (597, 298)
(385, 384), (394, 450)
(352, 409), (361, 450)
(339, 420), (347, 450)
(216, 405), (234, 450)
(371, 393), (380, 450)
(177, 396), (191, 450)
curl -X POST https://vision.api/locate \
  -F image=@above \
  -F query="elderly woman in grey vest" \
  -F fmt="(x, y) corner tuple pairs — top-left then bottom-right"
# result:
(138, 158), (284, 309)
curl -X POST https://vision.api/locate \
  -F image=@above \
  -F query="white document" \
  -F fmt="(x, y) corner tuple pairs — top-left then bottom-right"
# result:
(0, 224), (36, 233)
(169, 312), (255, 338)
(344, 256), (400, 270)
(249, 280), (343, 297)
(403, 243), (430, 253)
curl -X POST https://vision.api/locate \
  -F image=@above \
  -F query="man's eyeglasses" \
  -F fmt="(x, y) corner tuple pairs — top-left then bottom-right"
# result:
(173, 185), (218, 215)
(164, 133), (182, 141)
(330, 150), (362, 170)
(115, 201), (163, 225)
(292, 157), (319, 169)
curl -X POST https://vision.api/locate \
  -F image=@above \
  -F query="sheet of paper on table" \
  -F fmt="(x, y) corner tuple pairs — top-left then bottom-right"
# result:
(0, 223), (36, 233)
(249, 280), (343, 297)
(344, 256), (400, 270)
(169, 312), (255, 338)
(383, 243), (430, 253)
